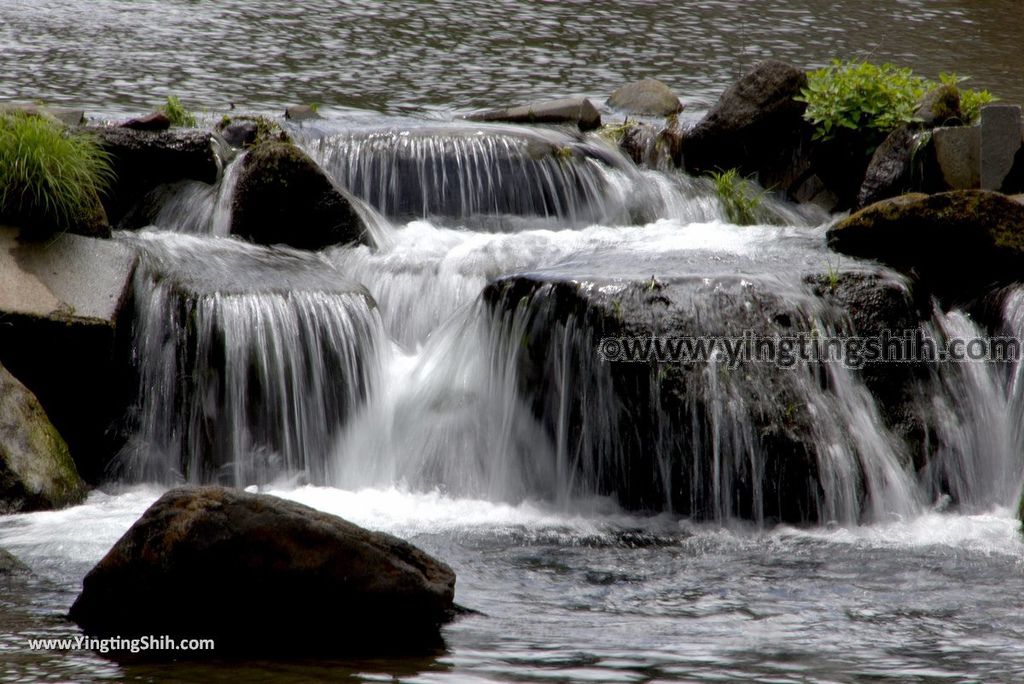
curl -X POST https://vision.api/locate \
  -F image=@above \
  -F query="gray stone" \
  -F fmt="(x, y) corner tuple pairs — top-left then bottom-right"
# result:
(932, 125), (981, 190)
(0, 226), (138, 480)
(466, 98), (601, 131)
(607, 79), (682, 117)
(284, 104), (321, 121)
(0, 363), (87, 513)
(981, 104), (1023, 191)
(70, 486), (457, 654)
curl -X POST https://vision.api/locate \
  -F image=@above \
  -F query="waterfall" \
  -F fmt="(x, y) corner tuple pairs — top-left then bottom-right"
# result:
(301, 124), (720, 229)
(115, 232), (384, 487)
(104, 122), (1024, 526)
(921, 288), (1024, 510)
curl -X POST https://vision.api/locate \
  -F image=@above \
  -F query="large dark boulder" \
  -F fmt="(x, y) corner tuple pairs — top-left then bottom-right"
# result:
(607, 79), (682, 117)
(69, 486), (457, 655)
(0, 226), (137, 482)
(466, 98), (601, 131)
(827, 190), (1024, 301)
(86, 126), (223, 226)
(0, 363), (87, 513)
(681, 60), (812, 193)
(230, 142), (368, 250)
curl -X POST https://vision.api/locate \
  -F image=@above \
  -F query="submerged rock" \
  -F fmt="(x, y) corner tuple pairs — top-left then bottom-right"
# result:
(87, 126), (223, 226)
(827, 190), (1024, 301)
(230, 141), (368, 249)
(466, 97), (601, 131)
(681, 60), (811, 193)
(607, 79), (682, 117)
(0, 226), (137, 482)
(0, 363), (87, 513)
(70, 486), (457, 655)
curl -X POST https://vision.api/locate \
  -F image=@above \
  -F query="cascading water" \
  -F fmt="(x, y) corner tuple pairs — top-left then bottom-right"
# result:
(107, 124), (1024, 522)
(300, 124), (728, 230)
(116, 232), (384, 487)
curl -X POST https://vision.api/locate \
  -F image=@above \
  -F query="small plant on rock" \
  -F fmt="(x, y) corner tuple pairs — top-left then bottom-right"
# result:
(937, 72), (996, 124)
(161, 95), (197, 127)
(708, 168), (767, 226)
(0, 112), (113, 234)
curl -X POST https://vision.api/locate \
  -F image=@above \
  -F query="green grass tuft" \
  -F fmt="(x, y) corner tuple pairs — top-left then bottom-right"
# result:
(0, 112), (113, 233)
(708, 168), (767, 226)
(161, 95), (197, 127)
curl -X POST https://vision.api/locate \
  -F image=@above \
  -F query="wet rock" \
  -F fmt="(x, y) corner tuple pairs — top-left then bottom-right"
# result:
(915, 85), (962, 127)
(681, 60), (812, 194)
(0, 363), (87, 513)
(484, 272), (839, 524)
(466, 97), (601, 131)
(86, 126), (223, 226)
(284, 104), (321, 121)
(607, 79), (682, 117)
(230, 141), (368, 249)
(120, 112), (171, 132)
(215, 114), (290, 149)
(856, 126), (919, 208)
(70, 486), (457, 655)
(805, 271), (932, 469)
(602, 120), (683, 169)
(827, 190), (1024, 302)
(0, 226), (137, 481)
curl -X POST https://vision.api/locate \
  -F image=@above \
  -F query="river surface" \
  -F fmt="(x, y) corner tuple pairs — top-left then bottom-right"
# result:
(1, 0), (1022, 115)
(3, 2), (1024, 683)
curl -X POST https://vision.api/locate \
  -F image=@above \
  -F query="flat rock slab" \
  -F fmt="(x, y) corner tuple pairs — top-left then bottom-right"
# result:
(0, 227), (138, 480)
(0, 227), (136, 324)
(466, 98), (601, 131)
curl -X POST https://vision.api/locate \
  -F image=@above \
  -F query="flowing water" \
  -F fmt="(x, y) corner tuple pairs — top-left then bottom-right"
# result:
(3, 1), (1024, 682)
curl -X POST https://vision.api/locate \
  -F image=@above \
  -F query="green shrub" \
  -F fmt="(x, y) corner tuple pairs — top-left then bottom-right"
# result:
(796, 60), (928, 144)
(0, 112), (113, 233)
(709, 168), (767, 226)
(797, 61), (999, 147)
(161, 95), (197, 127)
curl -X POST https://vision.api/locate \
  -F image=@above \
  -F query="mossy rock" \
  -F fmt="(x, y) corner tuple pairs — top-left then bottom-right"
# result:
(0, 364), (87, 513)
(230, 141), (367, 250)
(916, 85), (962, 127)
(215, 114), (290, 149)
(827, 190), (1024, 301)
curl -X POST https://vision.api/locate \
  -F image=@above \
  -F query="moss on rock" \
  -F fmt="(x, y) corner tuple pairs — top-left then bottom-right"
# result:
(0, 364), (87, 513)
(827, 190), (1024, 302)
